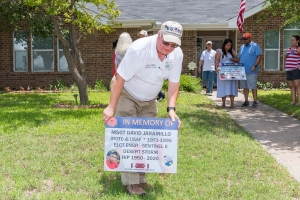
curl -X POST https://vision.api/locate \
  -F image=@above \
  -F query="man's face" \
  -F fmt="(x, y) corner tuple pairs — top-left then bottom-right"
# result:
(242, 37), (251, 45)
(206, 44), (212, 50)
(109, 154), (117, 162)
(139, 34), (146, 38)
(156, 32), (178, 56)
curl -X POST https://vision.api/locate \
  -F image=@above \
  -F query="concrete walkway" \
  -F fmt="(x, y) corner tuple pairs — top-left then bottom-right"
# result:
(207, 90), (300, 182)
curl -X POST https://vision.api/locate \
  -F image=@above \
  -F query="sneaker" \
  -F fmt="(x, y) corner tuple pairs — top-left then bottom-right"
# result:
(126, 184), (146, 196)
(208, 92), (212, 96)
(241, 101), (249, 107)
(252, 101), (258, 108)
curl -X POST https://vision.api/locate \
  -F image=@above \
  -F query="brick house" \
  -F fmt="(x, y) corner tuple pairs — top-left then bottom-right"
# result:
(0, 0), (298, 89)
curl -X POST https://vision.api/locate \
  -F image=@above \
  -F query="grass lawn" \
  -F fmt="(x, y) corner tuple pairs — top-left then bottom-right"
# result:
(0, 91), (299, 199)
(257, 89), (300, 120)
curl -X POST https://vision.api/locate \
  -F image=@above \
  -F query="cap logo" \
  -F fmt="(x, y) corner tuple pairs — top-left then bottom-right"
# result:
(165, 25), (182, 35)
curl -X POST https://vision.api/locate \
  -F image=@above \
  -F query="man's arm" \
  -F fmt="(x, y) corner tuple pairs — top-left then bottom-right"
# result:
(215, 51), (221, 73)
(167, 81), (181, 129)
(251, 55), (262, 72)
(198, 59), (203, 73)
(102, 73), (125, 123)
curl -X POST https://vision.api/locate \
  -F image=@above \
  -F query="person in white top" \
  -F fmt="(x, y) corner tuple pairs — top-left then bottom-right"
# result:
(138, 30), (166, 101)
(102, 21), (183, 196)
(198, 41), (216, 96)
(138, 30), (148, 38)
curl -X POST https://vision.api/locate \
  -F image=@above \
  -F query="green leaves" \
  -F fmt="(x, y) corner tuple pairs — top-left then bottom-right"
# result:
(0, 0), (120, 36)
(262, 0), (300, 26)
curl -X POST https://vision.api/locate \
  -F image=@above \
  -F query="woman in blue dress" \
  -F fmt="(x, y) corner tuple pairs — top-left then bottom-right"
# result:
(215, 39), (238, 108)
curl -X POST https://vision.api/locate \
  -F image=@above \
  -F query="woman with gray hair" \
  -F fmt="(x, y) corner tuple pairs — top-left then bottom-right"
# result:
(115, 32), (133, 67)
(110, 32), (132, 88)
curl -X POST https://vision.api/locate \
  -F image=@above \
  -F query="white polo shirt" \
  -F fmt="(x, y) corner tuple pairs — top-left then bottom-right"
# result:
(200, 49), (216, 71)
(117, 34), (183, 101)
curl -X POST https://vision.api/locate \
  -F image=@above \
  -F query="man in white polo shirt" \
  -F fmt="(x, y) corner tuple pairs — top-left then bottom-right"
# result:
(102, 21), (183, 196)
(198, 41), (216, 96)
(138, 30), (148, 38)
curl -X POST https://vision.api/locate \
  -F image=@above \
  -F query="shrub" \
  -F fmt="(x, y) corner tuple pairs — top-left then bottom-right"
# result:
(49, 78), (68, 90)
(257, 81), (274, 90)
(94, 78), (108, 91)
(279, 82), (289, 90)
(162, 74), (201, 93)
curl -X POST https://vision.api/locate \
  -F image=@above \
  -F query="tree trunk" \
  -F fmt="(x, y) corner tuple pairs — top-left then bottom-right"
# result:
(76, 75), (88, 105)
(51, 17), (89, 105)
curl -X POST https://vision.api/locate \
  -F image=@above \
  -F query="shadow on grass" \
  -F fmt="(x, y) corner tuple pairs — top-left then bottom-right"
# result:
(96, 173), (164, 199)
(0, 93), (104, 133)
(177, 103), (253, 139)
(258, 92), (300, 120)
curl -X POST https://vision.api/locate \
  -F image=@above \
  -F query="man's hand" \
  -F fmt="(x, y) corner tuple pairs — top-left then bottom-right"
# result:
(251, 66), (256, 72)
(102, 105), (115, 124)
(168, 110), (181, 129)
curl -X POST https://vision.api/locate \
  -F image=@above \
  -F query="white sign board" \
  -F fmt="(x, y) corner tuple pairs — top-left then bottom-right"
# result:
(218, 63), (246, 80)
(104, 117), (178, 173)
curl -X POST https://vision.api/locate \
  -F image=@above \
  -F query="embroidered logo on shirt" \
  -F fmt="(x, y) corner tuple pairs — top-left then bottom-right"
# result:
(164, 62), (173, 70)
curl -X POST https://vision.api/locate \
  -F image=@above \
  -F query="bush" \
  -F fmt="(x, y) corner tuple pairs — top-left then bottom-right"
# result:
(257, 81), (274, 90)
(49, 78), (68, 90)
(279, 82), (289, 90)
(162, 74), (201, 93)
(94, 78), (108, 91)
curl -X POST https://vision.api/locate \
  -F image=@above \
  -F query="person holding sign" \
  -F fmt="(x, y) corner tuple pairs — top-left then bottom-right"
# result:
(215, 39), (239, 108)
(238, 32), (262, 108)
(102, 21), (183, 196)
(284, 35), (300, 105)
(198, 41), (216, 96)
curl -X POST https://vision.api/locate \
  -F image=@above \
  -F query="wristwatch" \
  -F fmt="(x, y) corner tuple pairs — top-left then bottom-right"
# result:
(167, 107), (176, 112)
(254, 65), (258, 68)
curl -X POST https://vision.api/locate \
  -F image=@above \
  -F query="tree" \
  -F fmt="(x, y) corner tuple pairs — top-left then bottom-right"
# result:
(262, 0), (300, 26)
(0, 0), (120, 105)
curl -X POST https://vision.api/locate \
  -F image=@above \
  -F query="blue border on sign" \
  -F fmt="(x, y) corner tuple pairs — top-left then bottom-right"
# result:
(105, 117), (178, 130)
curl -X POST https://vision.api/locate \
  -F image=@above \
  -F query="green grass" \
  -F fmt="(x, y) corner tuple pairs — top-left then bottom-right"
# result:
(0, 91), (299, 199)
(256, 89), (300, 120)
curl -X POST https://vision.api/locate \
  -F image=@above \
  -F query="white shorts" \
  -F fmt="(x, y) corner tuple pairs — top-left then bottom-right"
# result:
(240, 74), (257, 89)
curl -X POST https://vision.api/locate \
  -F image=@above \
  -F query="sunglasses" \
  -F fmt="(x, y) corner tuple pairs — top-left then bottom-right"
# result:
(162, 39), (179, 48)
(242, 37), (249, 40)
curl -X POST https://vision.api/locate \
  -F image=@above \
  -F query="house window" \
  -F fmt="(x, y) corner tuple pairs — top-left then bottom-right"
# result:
(31, 34), (54, 71)
(283, 23), (300, 69)
(284, 23), (300, 49)
(264, 30), (280, 71)
(57, 37), (70, 72)
(13, 31), (28, 72)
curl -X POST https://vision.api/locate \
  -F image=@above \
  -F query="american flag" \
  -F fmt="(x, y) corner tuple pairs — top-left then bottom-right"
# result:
(237, 0), (246, 32)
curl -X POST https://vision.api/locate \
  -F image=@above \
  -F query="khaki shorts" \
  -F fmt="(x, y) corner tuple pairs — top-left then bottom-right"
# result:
(240, 74), (257, 89)
(115, 88), (157, 185)
(115, 88), (157, 118)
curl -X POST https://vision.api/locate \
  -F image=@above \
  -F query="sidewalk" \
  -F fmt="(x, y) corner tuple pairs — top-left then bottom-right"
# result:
(207, 90), (300, 182)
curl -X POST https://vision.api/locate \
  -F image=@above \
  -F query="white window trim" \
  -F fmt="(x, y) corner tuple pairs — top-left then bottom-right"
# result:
(57, 39), (70, 72)
(13, 31), (28, 72)
(264, 30), (280, 71)
(31, 32), (54, 72)
(283, 28), (300, 50)
(282, 27), (300, 69)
